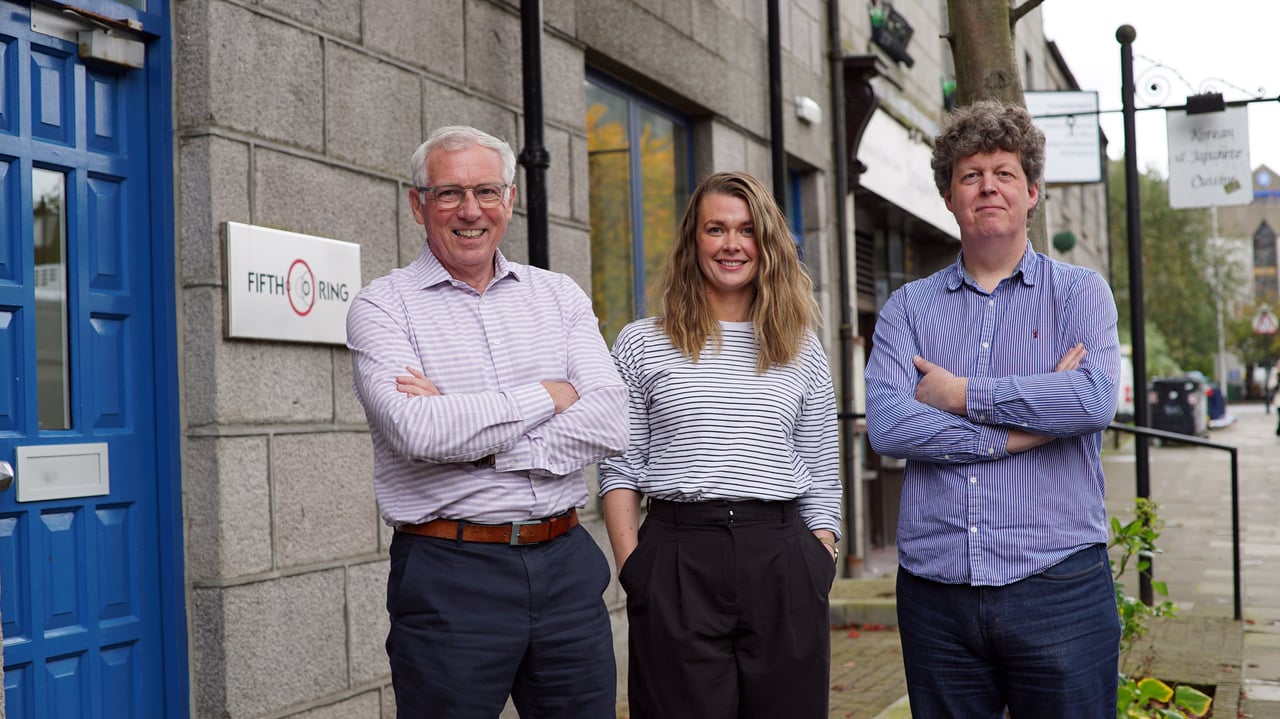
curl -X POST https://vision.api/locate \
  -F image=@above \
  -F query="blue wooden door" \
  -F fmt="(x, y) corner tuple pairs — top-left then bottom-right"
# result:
(0, 2), (181, 716)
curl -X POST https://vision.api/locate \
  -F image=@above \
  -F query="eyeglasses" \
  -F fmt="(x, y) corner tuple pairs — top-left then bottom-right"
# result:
(414, 183), (509, 209)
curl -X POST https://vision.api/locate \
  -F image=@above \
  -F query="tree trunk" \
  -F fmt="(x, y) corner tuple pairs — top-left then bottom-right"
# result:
(945, 0), (1048, 252)
(947, 0), (1023, 107)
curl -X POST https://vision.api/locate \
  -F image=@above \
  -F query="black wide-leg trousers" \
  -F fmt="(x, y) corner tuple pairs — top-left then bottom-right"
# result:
(620, 498), (836, 719)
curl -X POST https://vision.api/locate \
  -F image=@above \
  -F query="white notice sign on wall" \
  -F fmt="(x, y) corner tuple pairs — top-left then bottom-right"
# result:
(1166, 106), (1252, 209)
(225, 222), (362, 344)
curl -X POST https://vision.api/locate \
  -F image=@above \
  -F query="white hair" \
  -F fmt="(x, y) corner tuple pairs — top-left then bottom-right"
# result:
(410, 126), (517, 188)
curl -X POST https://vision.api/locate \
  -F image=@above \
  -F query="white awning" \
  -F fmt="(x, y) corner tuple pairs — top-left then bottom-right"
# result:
(857, 110), (961, 240)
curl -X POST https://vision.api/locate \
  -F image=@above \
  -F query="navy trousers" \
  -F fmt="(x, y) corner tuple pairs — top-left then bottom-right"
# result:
(386, 524), (616, 718)
(896, 544), (1121, 719)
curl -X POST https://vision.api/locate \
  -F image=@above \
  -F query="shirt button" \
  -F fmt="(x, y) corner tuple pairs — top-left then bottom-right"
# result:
(969, 477), (977, 484)
(970, 526), (978, 533)
(982, 342), (990, 349)
(979, 413), (986, 421)
(988, 299), (994, 306)
(493, 339), (503, 346)
(987, 447), (995, 454)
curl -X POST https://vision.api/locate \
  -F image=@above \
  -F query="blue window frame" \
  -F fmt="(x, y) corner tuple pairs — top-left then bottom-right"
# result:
(788, 167), (806, 259)
(584, 72), (692, 345)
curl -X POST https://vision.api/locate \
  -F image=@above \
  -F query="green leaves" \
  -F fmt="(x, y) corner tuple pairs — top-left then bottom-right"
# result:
(1107, 160), (1242, 376)
(1112, 499), (1211, 718)
(1111, 499), (1177, 655)
(1116, 675), (1212, 717)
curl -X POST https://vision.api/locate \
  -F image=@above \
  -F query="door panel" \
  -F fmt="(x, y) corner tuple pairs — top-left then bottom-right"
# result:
(0, 3), (169, 716)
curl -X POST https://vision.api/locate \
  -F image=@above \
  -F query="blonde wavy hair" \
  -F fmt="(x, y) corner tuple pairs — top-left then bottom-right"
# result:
(656, 171), (821, 373)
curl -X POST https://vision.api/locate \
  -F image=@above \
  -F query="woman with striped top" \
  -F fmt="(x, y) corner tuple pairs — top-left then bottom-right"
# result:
(599, 171), (842, 719)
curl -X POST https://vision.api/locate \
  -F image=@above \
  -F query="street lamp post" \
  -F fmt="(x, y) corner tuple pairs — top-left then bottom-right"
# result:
(1118, 24), (1154, 606)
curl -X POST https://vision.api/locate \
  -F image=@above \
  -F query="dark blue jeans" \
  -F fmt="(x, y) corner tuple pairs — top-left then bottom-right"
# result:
(896, 544), (1120, 719)
(386, 525), (616, 718)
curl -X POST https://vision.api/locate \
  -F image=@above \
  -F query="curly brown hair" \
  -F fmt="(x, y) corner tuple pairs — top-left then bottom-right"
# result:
(655, 171), (821, 373)
(931, 99), (1045, 222)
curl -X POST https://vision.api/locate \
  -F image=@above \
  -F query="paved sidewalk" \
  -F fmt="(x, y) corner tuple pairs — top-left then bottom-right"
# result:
(828, 400), (1280, 718)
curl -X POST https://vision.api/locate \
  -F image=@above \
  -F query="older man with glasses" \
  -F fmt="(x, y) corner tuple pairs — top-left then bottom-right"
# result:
(346, 125), (629, 718)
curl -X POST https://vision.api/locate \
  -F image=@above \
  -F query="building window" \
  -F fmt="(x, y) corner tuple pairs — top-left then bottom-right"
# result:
(585, 73), (691, 345)
(788, 167), (805, 259)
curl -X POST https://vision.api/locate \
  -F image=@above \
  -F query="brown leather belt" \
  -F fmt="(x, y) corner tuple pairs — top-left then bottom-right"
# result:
(397, 508), (578, 545)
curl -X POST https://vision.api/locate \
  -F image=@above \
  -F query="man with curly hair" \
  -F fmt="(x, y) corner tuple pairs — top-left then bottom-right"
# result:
(865, 100), (1122, 717)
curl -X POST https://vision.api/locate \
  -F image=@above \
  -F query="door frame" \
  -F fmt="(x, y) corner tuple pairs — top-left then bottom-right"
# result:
(4, 0), (187, 715)
(133, 0), (188, 714)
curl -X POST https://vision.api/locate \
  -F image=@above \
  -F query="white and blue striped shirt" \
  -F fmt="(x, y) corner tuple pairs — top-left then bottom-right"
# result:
(346, 243), (628, 526)
(599, 318), (842, 536)
(865, 244), (1119, 586)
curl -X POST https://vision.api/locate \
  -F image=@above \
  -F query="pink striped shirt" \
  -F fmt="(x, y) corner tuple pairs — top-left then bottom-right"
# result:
(347, 243), (628, 525)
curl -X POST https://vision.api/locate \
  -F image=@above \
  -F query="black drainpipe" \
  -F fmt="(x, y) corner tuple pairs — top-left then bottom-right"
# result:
(833, 40), (882, 571)
(520, 1), (550, 269)
(827, 0), (855, 572)
(767, 0), (786, 205)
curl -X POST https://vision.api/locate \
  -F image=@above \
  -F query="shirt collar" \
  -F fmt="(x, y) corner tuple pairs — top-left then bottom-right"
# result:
(945, 241), (1040, 291)
(411, 241), (522, 291)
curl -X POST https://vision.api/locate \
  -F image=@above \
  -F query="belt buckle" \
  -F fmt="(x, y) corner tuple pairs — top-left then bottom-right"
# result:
(508, 519), (542, 546)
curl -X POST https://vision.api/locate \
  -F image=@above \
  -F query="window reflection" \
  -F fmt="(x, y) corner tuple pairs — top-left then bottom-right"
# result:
(585, 78), (689, 346)
(638, 107), (683, 319)
(586, 82), (635, 347)
(33, 168), (70, 430)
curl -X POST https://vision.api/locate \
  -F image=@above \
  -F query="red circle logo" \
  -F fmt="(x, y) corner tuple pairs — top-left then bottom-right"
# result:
(287, 259), (315, 316)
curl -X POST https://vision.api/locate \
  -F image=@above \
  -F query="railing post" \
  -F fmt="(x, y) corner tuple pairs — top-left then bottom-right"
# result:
(1108, 422), (1242, 621)
(1231, 447), (1242, 620)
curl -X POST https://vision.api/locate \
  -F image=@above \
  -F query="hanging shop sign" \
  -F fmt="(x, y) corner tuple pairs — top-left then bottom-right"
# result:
(1166, 106), (1252, 209)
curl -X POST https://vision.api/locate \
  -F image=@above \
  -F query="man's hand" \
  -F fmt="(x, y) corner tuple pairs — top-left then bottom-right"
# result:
(396, 366), (442, 397)
(913, 355), (968, 415)
(1056, 343), (1086, 372)
(541, 381), (580, 414)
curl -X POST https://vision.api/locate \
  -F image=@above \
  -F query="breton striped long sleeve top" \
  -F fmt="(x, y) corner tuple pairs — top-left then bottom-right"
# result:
(346, 244), (628, 526)
(598, 318), (842, 536)
(864, 245), (1120, 586)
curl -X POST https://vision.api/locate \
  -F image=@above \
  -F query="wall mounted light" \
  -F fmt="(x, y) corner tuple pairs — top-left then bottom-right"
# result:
(795, 96), (823, 125)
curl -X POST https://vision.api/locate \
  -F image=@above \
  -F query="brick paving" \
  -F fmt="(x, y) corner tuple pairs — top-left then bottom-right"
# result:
(828, 624), (906, 719)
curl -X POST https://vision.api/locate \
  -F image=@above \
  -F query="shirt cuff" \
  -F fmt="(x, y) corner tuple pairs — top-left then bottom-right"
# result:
(966, 376), (996, 423)
(494, 436), (534, 473)
(510, 382), (556, 427)
(489, 383), (555, 472)
(975, 424), (1011, 460)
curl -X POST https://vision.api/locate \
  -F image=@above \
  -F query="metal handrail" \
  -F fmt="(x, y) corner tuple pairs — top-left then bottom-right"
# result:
(1107, 422), (1242, 620)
